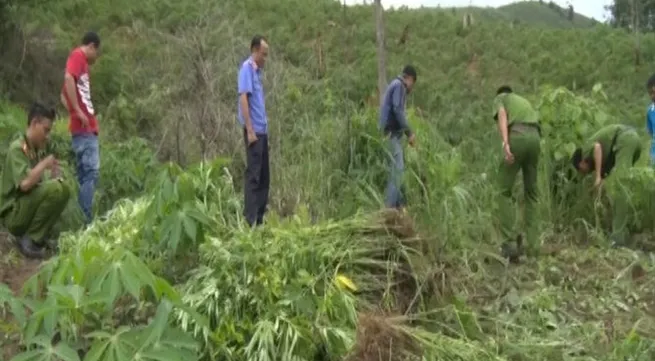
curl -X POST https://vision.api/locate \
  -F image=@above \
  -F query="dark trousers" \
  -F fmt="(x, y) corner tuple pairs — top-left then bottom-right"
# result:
(243, 129), (270, 227)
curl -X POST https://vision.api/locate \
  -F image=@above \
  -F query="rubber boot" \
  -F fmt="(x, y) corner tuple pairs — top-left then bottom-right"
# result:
(16, 236), (46, 259)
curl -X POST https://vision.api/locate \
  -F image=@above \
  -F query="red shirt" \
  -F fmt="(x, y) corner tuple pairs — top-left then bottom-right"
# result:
(62, 47), (99, 135)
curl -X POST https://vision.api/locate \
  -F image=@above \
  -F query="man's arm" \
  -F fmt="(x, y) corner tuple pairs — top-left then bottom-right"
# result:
(5, 148), (51, 193)
(238, 65), (254, 134)
(63, 52), (84, 116)
(64, 74), (81, 115)
(239, 94), (251, 132)
(60, 92), (68, 112)
(391, 83), (413, 137)
(19, 158), (52, 192)
(593, 142), (603, 181)
(497, 107), (510, 146)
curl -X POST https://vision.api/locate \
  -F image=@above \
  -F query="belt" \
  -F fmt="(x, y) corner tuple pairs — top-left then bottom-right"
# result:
(510, 122), (540, 135)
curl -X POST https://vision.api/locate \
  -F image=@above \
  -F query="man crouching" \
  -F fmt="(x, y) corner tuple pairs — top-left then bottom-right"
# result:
(571, 123), (641, 248)
(0, 103), (71, 259)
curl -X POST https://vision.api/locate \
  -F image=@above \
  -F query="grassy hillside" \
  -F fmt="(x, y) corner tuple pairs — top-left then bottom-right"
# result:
(0, 0), (655, 360)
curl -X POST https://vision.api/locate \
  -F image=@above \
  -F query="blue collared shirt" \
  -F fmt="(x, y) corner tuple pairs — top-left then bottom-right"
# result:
(379, 76), (412, 137)
(237, 57), (268, 134)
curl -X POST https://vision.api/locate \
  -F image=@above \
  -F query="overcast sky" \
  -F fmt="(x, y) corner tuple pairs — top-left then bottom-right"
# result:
(344, 0), (612, 21)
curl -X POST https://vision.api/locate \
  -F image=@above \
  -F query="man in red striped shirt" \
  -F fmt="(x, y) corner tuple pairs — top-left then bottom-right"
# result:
(61, 31), (101, 225)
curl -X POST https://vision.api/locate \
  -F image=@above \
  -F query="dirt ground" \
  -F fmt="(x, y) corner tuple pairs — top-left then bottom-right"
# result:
(0, 231), (43, 360)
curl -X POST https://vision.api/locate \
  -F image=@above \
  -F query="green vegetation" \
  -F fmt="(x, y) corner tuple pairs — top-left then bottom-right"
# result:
(0, 0), (655, 360)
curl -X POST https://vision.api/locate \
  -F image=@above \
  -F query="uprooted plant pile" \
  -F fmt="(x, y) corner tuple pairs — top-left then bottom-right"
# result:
(0, 160), (444, 361)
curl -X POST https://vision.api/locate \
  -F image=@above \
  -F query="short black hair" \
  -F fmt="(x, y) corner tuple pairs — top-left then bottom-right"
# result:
(250, 35), (267, 51)
(402, 65), (417, 81)
(496, 85), (513, 95)
(647, 73), (655, 90)
(27, 102), (56, 127)
(82, 31), (100, 47)
(571, 148), (587, 170)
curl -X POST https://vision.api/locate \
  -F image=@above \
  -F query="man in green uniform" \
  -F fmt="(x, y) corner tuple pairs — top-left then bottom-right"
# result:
(493, 86), (541, 261)
(0, 103), (71, 259)
(571, 123), (641, 248)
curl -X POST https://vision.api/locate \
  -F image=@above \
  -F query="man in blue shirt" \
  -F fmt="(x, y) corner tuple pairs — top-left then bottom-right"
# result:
(646, 74), (655, 165)
(379, 65), (417, 210)
(237, 35), (269, 227)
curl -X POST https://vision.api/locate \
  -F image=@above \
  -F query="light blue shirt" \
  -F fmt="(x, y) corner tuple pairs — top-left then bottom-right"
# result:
(237, 57), (268, 134)
(647, 103), (655, 163)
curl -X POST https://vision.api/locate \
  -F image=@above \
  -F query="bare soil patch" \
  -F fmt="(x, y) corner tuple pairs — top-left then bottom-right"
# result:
(0, 231), (43, 360)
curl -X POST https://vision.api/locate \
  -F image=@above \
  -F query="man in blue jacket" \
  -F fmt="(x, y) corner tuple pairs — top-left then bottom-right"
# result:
(379, 65), (417, 210)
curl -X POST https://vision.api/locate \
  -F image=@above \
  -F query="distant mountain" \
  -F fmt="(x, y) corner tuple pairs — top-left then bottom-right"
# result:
(497, 1), (598, 28)
(434, 0), (600, 29)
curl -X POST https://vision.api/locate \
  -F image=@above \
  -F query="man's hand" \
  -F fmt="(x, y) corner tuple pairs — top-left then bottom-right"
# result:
(44, 155), (59, 172)
(594, 177), (603, 189)
(60, 94), (68, 111)
(50, 158), (62, 179)
(408, 133), (416, 147)
(44, 155), (57, 168)
(247, 129), (258, 146)
(77, 109), (90, 129)
(503, 142), (514, 164)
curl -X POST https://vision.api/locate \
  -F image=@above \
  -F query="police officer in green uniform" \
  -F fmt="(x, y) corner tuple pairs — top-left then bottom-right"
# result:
(493, 86), (541, 261)
(571, 123), (641, 248)
(0, 103), (71, 259)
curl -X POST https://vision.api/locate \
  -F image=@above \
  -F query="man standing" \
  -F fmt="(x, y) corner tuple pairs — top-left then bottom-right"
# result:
(379, 65), (417, 210)
(493, 86), (541, 261)
(571, 123), (641, 247)
(0, 103), (71, 259)
(61, 31), (100, 225)
(238, 35), (269, 227)
(646, 74), (655, 165)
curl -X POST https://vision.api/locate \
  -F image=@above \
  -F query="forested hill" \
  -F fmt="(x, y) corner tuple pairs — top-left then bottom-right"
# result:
(427, 0), (599, 29)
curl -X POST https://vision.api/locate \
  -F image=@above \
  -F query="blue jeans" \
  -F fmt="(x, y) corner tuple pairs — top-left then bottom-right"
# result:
(72, 134), (100, 224)
(384, 134), (405, 208)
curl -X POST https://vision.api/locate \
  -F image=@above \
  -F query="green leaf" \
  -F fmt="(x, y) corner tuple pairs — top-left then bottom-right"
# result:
(138, 299), (173, 350)
(152, 278), (181, 303)
(9, 349), (42, 361)
(160, 212), (183, 251)
(83, 339), (110, 361)
(54, 342), (82, 361)
(182, 213), (197, 243)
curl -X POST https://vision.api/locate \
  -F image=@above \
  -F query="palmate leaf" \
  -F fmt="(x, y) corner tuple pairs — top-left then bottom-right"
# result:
(83, 327), (132, 361)
(0, 283), (27, 326)
(19, 248), (187, 344)
(22, 295), (58, 342)
(22, 243), (114, 299)
(10, 335), (80, 361)
(83, 301), (199, 361)
(137, 299), (173, 349)
(159, 202), (211, 253)
(86, 248), (175, 304)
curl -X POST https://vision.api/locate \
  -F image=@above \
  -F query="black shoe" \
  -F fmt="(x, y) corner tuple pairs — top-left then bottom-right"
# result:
(501, 235), (524, 264)
(16, 236), (46, 259)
